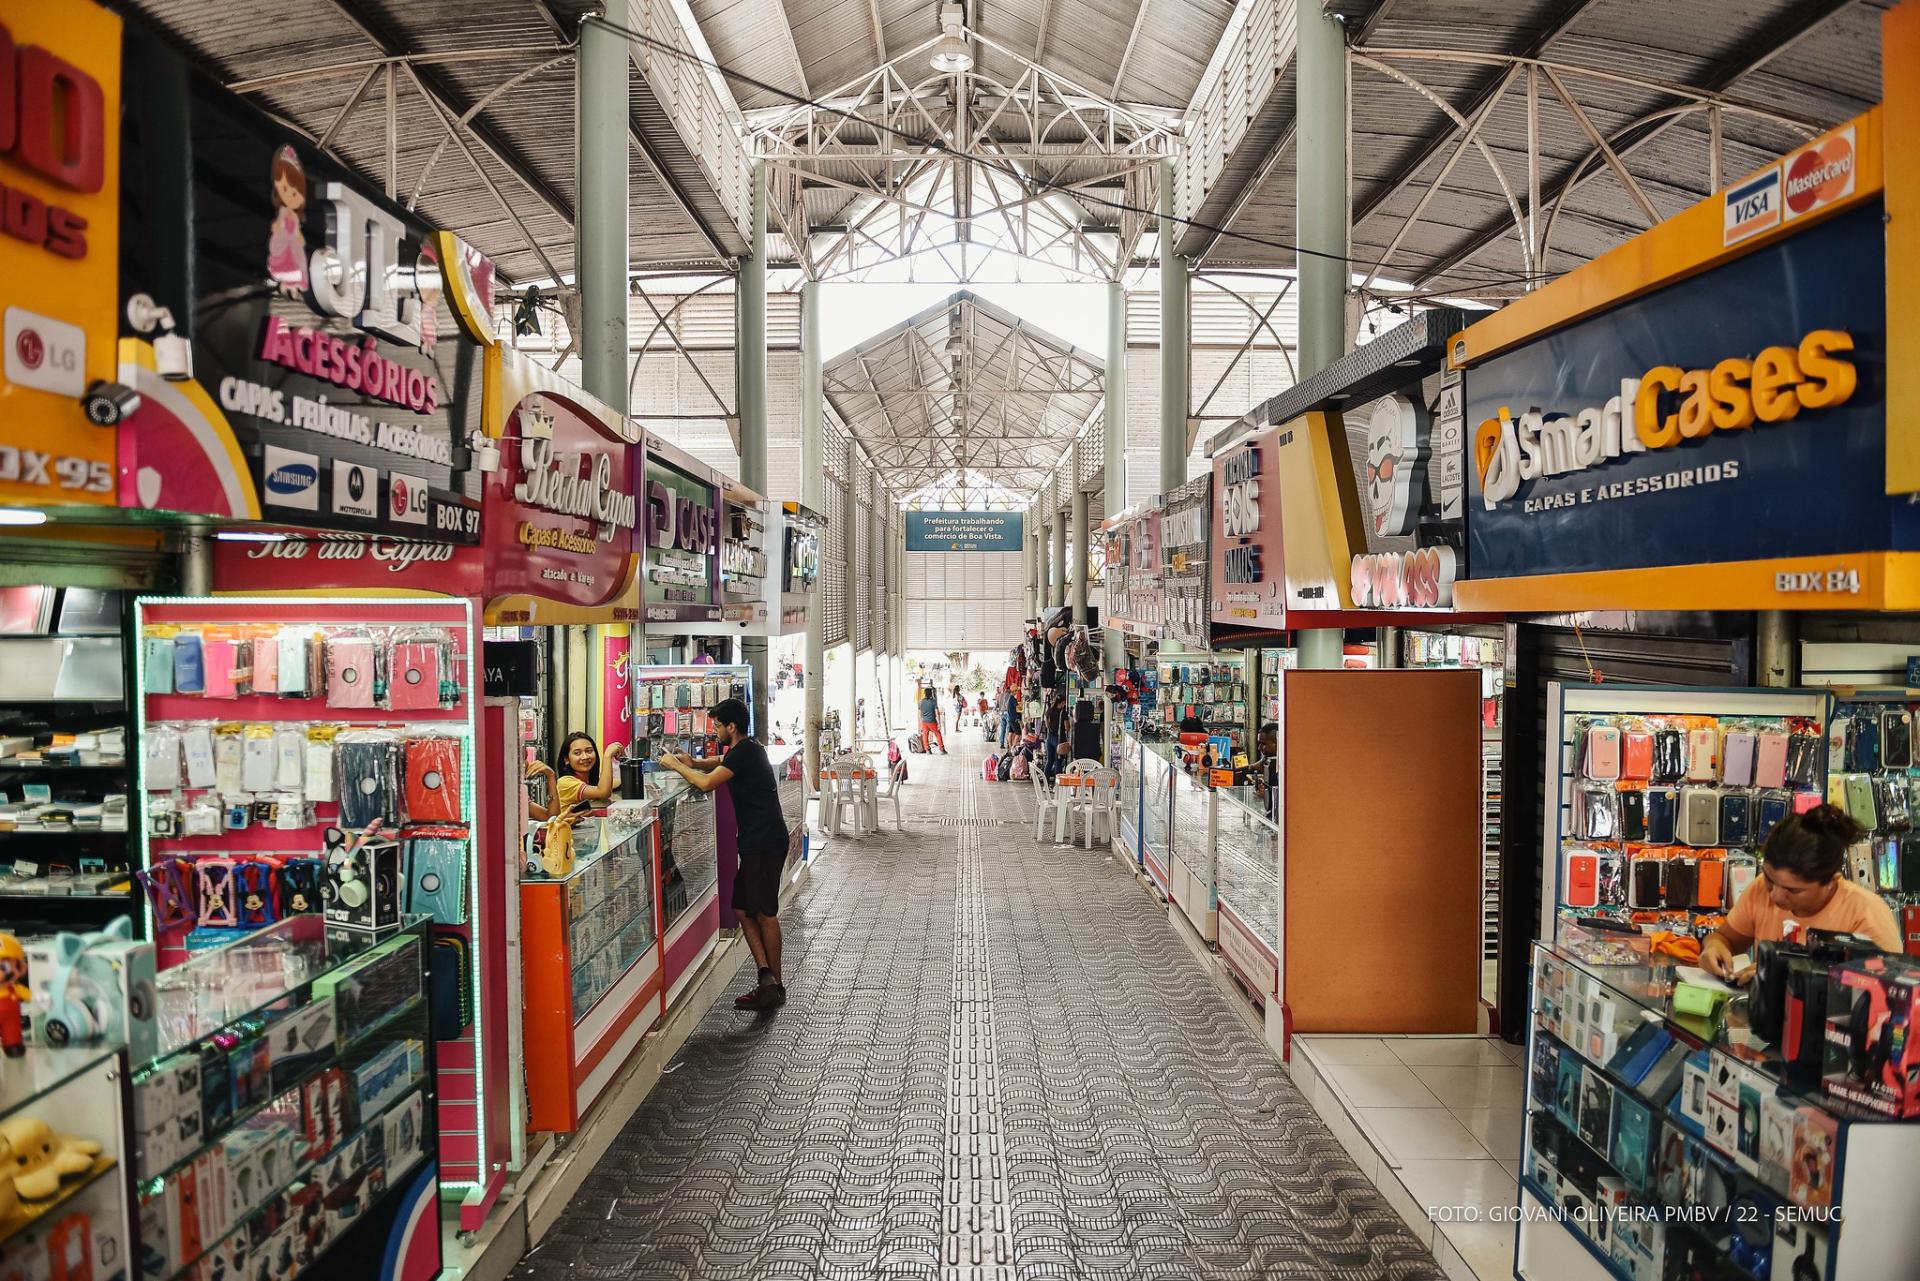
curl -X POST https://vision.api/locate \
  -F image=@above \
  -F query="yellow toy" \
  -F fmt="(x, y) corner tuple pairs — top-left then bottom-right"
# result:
(0, 1134), (17, 1220)
(0, 932), (27, 1057)
(539, 776), (584, 878)
(0, 1117), (99, 1200)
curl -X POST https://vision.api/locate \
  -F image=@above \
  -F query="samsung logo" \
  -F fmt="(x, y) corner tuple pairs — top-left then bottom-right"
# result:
(268, 463), (317, 493)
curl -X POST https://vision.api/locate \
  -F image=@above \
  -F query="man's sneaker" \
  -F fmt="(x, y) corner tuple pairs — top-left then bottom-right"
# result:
(733, 987), (764, 1009)
(762, 983), (787, 1009)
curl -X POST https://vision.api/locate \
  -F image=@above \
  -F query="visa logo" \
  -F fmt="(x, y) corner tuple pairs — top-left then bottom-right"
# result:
(1723, 170), (1781, 246)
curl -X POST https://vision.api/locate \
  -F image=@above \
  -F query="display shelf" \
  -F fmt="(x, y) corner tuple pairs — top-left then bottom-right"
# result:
(1824, 695), (1920, 949)
(1518, 937), (1920, 1281)
(0, 759), (129, 771)
(1214, 784), (1280, 1001)
(131, 917), (437, 1281)
(0, 1042), (132, 1281)
(1541, 685), (1833, 944)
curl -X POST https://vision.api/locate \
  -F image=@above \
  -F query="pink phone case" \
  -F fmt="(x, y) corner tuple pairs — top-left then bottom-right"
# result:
(1753, 732), (1789, 789)
(202, 639), (239, 698)
(1585, 726), (1621, 781)
(1720, 732), (1755, 786)
(326, 638), (378, 709)
(251, 637), (278, 694)
(388, 642), (442, 710)
(1686, 728), (1718, 781)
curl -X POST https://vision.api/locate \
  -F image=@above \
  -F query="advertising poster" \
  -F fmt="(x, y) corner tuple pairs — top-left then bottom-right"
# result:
(641, 439), (721, 624)
(0, 0), (122, 507)
(1210, 430), (1288, 628)
(115, 33), (481, 540)
(905, 510), (1023, 551)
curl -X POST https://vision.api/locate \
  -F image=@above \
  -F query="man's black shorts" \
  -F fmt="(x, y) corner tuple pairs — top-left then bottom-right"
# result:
(732, 849), (783, 918)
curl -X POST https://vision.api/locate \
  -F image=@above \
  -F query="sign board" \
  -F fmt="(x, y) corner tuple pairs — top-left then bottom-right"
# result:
(1463, 203), (1910, 581)
(1161, 475), (1211, 647)
(213, 533), (482, 597)
(116, 44), (481, 540)
(482, 348), (638, 622)
(905, 510), (1023, 551)
(0, 1), (121, 508)
(1100, 504), (1165, 637)
(1210, 431), (1288, 628)
(641, 439), (721, 624)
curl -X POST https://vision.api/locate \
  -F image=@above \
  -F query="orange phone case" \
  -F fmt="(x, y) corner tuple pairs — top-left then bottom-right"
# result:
(1622, 731), (1653, 780)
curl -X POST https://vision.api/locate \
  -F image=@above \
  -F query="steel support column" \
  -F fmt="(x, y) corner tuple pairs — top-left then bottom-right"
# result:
(1757, 611), (1797, 687)
(801, 281), (825, 785)
(1296, 5), (1349, 379)
(740, 160), (770, 740)
(1297, 629), (1343, 670)
(1051, 488), (1068, 612)
(1158, 156), (1189, 492)
(1025, 518), (1040, 618)
(1104, 279), (1127, 672)
(577, 16), (628, 410)
(1070, 448), (1089, 628)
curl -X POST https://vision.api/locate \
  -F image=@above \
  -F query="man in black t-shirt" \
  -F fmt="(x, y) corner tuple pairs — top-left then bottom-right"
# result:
(656, 698), (794, 1009)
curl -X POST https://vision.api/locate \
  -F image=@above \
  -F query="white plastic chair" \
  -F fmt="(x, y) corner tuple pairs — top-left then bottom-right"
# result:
(1028, 760), (1063, 843)
(822, 754), (875, 837)
(873, 769), (905, 830)
(1065, 765), (1120, 848)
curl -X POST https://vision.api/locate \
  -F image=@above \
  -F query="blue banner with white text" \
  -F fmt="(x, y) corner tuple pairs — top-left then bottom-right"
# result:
(906, 511), (1024, 552)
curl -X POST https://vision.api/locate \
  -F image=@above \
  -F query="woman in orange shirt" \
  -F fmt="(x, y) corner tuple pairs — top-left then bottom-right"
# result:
(1701, 805), (1902, 982)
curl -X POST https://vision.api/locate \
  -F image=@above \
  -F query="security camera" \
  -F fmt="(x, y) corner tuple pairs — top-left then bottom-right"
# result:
(154, 333), (193, 382)
(473, 438), (501, 473)
(82, 380), (141, 426)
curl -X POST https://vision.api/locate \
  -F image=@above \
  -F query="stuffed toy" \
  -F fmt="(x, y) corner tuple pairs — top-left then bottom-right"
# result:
(540, 776), (585, 878)
(0, 1116), (100, 1199)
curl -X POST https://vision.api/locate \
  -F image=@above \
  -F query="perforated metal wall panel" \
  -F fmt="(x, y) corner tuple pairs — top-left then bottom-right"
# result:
(823, 475), (848, 648)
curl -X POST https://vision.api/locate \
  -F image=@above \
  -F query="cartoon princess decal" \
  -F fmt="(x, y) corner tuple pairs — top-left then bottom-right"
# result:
(268, 145), (309, 295)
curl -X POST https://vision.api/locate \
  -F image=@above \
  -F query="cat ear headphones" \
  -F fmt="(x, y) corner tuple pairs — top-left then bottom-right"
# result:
(323, 820), (389, 913)
(38, 918), (136, 1047)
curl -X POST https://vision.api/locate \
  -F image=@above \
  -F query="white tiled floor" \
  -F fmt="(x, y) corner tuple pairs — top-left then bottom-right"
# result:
(1292, 1034), (1527, 1281)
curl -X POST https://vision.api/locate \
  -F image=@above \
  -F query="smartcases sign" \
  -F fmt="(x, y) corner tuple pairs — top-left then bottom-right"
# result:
(115, 40), (480, 542)
(1463, 203), (1915, 580)
(1210, 432), (1286, 629)
(1161, 476), (1211, 648)
(641, 447), (721, 624)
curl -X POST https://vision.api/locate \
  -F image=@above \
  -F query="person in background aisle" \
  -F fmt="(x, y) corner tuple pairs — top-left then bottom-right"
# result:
(952, 683), (969, 730)
(656, 698), (794, 1010)
(1254, 722), (1279, 822)
(1700, 805), (1902, 981)
(917, 686), (948, 753)
(1042, 692), (1067, 780)
(998, 683), (1020, 750)
(525, 732), (623, 820)
(976, 692), (990, 727)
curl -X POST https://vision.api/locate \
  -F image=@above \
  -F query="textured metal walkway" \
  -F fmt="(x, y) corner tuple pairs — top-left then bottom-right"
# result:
(512, 744), (1443, 1281)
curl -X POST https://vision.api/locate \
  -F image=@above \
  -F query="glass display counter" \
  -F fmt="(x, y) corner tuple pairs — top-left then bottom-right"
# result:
(521, 814), (662, 1132)
(0, 1045), (130, 1281)
(1167, 760), (1214, 941)
(135, 916), (437, 1281)
(1213, 785), (1280, 1004)
(1114, 733), (1142, 866)
(651, 773), (720, 1010)
(1140, 742), (1179, 894)
(1518, 935), (1920, 1281)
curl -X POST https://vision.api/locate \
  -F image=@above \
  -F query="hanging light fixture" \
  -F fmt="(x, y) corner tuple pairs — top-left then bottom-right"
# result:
(930, 3), (972, 73)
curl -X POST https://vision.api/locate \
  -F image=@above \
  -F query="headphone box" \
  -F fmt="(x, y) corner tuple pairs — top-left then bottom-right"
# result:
(324, 837), (403, 932)
(25, 927), (158, 1062)
(1820, 956), (1920, 1118)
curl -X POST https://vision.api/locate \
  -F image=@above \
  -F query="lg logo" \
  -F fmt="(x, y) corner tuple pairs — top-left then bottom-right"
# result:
(388, 471), (428, 525)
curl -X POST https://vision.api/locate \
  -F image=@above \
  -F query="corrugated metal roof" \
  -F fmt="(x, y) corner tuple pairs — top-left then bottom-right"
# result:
(122, 0), (747, 284)
(822, 289), (1104, 499)
(1202, 0), (1889, 300)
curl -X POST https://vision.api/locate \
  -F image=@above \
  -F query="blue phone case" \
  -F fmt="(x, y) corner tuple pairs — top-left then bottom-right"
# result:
(172, 633), (205, 693)
(1646, 789), (1678, 844)
(144, 636), (176, 694)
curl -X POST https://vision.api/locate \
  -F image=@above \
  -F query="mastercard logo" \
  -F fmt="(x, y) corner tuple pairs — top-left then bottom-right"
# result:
(1784, 131), (1854, 218)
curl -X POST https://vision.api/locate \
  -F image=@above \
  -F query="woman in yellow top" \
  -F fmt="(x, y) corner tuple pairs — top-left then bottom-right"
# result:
(525, 732), (624, 821)
(1701, 805), (1902, 982)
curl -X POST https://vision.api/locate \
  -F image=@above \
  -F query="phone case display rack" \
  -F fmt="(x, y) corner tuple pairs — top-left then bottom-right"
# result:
(0, 1044), (134, 1281)
(0, 630), (135, 926)
(520, 808), (661, 1134)
(1516, 936), (1920, 1281)
(1824, 696), (1920, 944)
(132, 598), (490, 1196)
(1545, 687), (1835, 945)
(1153, 657), (1249, 754)
(631, 666), (752, 774)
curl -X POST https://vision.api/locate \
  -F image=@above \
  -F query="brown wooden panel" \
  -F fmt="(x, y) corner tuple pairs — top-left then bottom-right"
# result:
(1284, 670), (1482, 1034)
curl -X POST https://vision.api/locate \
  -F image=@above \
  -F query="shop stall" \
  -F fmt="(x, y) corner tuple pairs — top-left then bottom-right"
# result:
(1443, 41), (1920, 1272)
(639, 433), (724, 636)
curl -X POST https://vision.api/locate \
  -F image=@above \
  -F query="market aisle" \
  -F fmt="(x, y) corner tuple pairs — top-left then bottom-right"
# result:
(512, 742), (1443, 1281)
